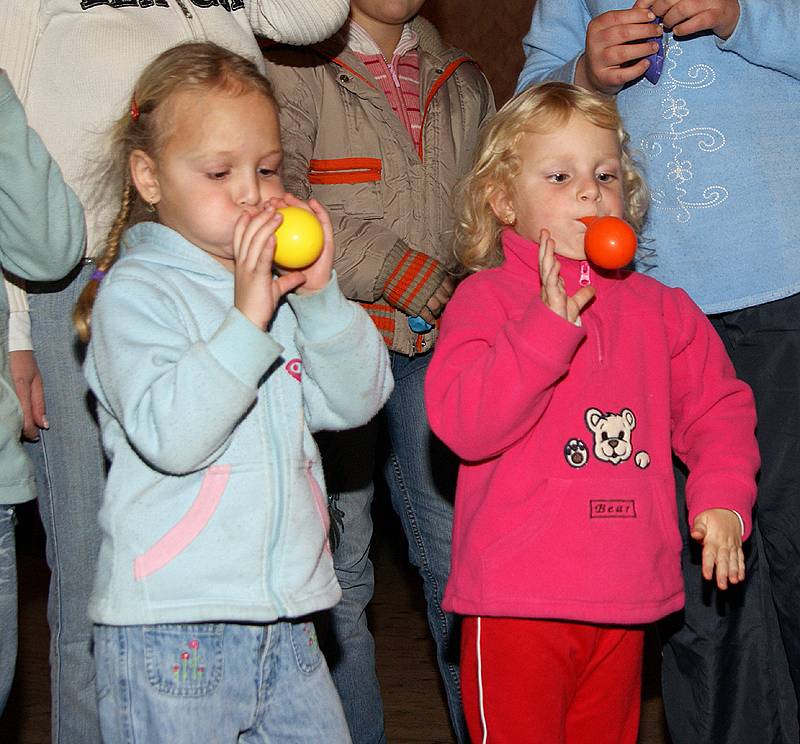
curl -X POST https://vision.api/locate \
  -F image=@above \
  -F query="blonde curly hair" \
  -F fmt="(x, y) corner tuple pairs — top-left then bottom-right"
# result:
(455, 82), (649, 273)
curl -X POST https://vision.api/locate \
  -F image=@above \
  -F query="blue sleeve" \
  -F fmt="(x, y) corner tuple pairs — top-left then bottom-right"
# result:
(717, 1), (800, 80)
(0, 73), (85, 280)
(88, 276), (283, 475)
(287, 273), (393, 433)
(516, 0), (592, 94)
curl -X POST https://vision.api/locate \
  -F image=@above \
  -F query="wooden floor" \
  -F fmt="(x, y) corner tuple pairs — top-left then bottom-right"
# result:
(0, 499), (670, 743)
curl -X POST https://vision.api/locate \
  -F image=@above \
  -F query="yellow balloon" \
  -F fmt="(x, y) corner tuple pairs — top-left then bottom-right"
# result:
(273, 207), (324, 269)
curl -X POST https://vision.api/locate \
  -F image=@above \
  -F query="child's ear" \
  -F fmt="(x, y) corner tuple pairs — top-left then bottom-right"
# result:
(488, 186), (515, 226)
(129, 149), (161, 207)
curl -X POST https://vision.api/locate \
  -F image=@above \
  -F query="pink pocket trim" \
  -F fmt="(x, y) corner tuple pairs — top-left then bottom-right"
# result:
(133, 465), (231, 581)
(305, 461), (331, 555)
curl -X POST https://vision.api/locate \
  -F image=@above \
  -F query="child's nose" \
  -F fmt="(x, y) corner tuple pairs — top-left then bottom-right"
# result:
(236, 173), (261, 207)
(578, 178), (600, 202)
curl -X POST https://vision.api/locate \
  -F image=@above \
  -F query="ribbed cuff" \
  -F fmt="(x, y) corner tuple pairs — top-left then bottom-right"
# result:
(257, 0), (348, 44)
(378, 242), (446, 316)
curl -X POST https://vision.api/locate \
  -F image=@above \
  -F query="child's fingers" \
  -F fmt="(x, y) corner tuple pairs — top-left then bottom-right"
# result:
(690, 521), (707, 543)
(273, 271), (306, 297)
(570, 286), (596, 314)
(267, 194), (289, 211)
(542, 260), (564, 307)
(307, 197), (335, 257)
(232, 211), (252, 263)
(539, 233), (559, 293)
(538, 229), (552, 277)
(593, 7), (656, 31)
(240, 208), (281, 267)
(719, 543), (745, 586)
(713, 547), (730, 590)
(669, 9), (718, 37)
(281, 192), (308, 211)
(724, 545), (741, 585)
(307, 196), (331, 225)
(737, 546), (746, 582)
(701, 542), (716, 582)
(254, 234), (278, 272)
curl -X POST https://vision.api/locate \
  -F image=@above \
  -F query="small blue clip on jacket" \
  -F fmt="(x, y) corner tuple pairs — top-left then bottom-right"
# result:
(408, 315), (433, 334)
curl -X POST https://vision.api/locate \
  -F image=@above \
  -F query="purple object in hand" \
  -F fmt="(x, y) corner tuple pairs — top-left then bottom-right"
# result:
(644, 17), (665, 84)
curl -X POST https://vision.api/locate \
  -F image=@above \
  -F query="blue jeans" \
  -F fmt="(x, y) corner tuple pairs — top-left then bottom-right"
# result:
(25, 262), (106, 743)
(0, 506), (17, 716)
(318, 351), (465, 743)
(94, 620), (351, 744)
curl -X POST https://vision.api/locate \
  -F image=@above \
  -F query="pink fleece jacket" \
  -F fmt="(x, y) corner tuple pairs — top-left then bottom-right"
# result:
(425, 229), (759, 624)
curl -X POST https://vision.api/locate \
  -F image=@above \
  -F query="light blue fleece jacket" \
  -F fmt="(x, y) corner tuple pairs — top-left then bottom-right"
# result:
(84, 222), (393, 625)
(0, 72), (84, 505)
(517, 1), (800, 313)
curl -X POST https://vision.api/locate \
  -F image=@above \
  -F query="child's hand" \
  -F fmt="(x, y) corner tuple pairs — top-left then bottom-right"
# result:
(538, 230), (595, 324)
(635, 0), (740, 40)
(576, 7), (661, 94)
(232, 204), (305, 330)
(270, 193), (334, 296)
(691, 508), (745, 590)
(418, 276), (456, 325)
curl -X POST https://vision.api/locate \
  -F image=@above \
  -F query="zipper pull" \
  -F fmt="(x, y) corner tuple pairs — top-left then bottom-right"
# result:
(175, 0), (193, 19)
(579, 261), (591, 288)
(387, 61), (401, 88)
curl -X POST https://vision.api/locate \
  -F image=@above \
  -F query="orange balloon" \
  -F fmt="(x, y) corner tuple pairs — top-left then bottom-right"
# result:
(580, 216), (637, 270)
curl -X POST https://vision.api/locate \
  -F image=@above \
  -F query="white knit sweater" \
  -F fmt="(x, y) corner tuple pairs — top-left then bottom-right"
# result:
(0, 0), (347, 349)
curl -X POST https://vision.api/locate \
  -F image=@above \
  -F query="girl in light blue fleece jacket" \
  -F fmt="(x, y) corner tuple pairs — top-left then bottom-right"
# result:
(0, 70), (84, 715)
(74, 43), (392, 744)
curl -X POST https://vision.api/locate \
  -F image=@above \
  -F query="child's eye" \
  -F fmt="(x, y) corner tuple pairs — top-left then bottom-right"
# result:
(207, 171), (229, 180)
(548, 173), (569, 183)
(258, 167), (277, 178)
(597, 172), (617, 183)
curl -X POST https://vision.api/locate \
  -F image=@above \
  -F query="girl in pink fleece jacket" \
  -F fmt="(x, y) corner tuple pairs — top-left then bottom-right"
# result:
(424, 82), (759, 744)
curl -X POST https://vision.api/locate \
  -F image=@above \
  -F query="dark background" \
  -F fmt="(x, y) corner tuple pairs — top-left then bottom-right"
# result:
(422, 0), (536, 105)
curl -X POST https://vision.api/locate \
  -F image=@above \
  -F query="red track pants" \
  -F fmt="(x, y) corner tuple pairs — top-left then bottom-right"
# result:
(460, 616), (644, 744)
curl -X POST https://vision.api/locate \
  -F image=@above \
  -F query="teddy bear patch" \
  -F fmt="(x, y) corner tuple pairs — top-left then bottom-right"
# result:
(563, 438), (589, 468)
(562, 408), (650, 468)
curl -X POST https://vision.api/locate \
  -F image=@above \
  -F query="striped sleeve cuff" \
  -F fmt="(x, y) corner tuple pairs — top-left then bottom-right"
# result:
(378, 241), (446, 316)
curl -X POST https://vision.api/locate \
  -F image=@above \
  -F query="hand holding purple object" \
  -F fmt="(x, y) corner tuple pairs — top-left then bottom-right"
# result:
(644, 17), (665, 84)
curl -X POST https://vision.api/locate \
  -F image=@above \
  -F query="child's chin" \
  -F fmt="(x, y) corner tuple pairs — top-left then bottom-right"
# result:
(555, 246), (586, 261)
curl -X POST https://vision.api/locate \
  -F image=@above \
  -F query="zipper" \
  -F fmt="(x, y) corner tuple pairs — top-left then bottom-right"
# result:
(174, 0), (193, 19)
(578, 261), (605, 367)
(579, 261), (591, 288)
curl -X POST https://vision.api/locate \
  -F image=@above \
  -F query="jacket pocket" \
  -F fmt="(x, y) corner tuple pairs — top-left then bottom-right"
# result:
(133, 465), (230, 581)
(309, 157), (381, 185)
(308, 157), (384, 219)
(482, 474), (682, 605)
(305, 460), (331, 555)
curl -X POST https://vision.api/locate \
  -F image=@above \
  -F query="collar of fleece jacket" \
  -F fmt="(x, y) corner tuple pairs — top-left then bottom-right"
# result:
(500, 227), (632, 298)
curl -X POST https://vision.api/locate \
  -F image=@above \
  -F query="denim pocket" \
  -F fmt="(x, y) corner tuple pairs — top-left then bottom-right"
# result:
(288, 621), (323, 674)
(93, 626), (116, 704)
(143, 623), (224, 696)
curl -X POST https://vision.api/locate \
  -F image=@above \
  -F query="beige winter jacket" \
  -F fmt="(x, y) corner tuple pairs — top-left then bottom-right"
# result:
(265, 16), (494, 355)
